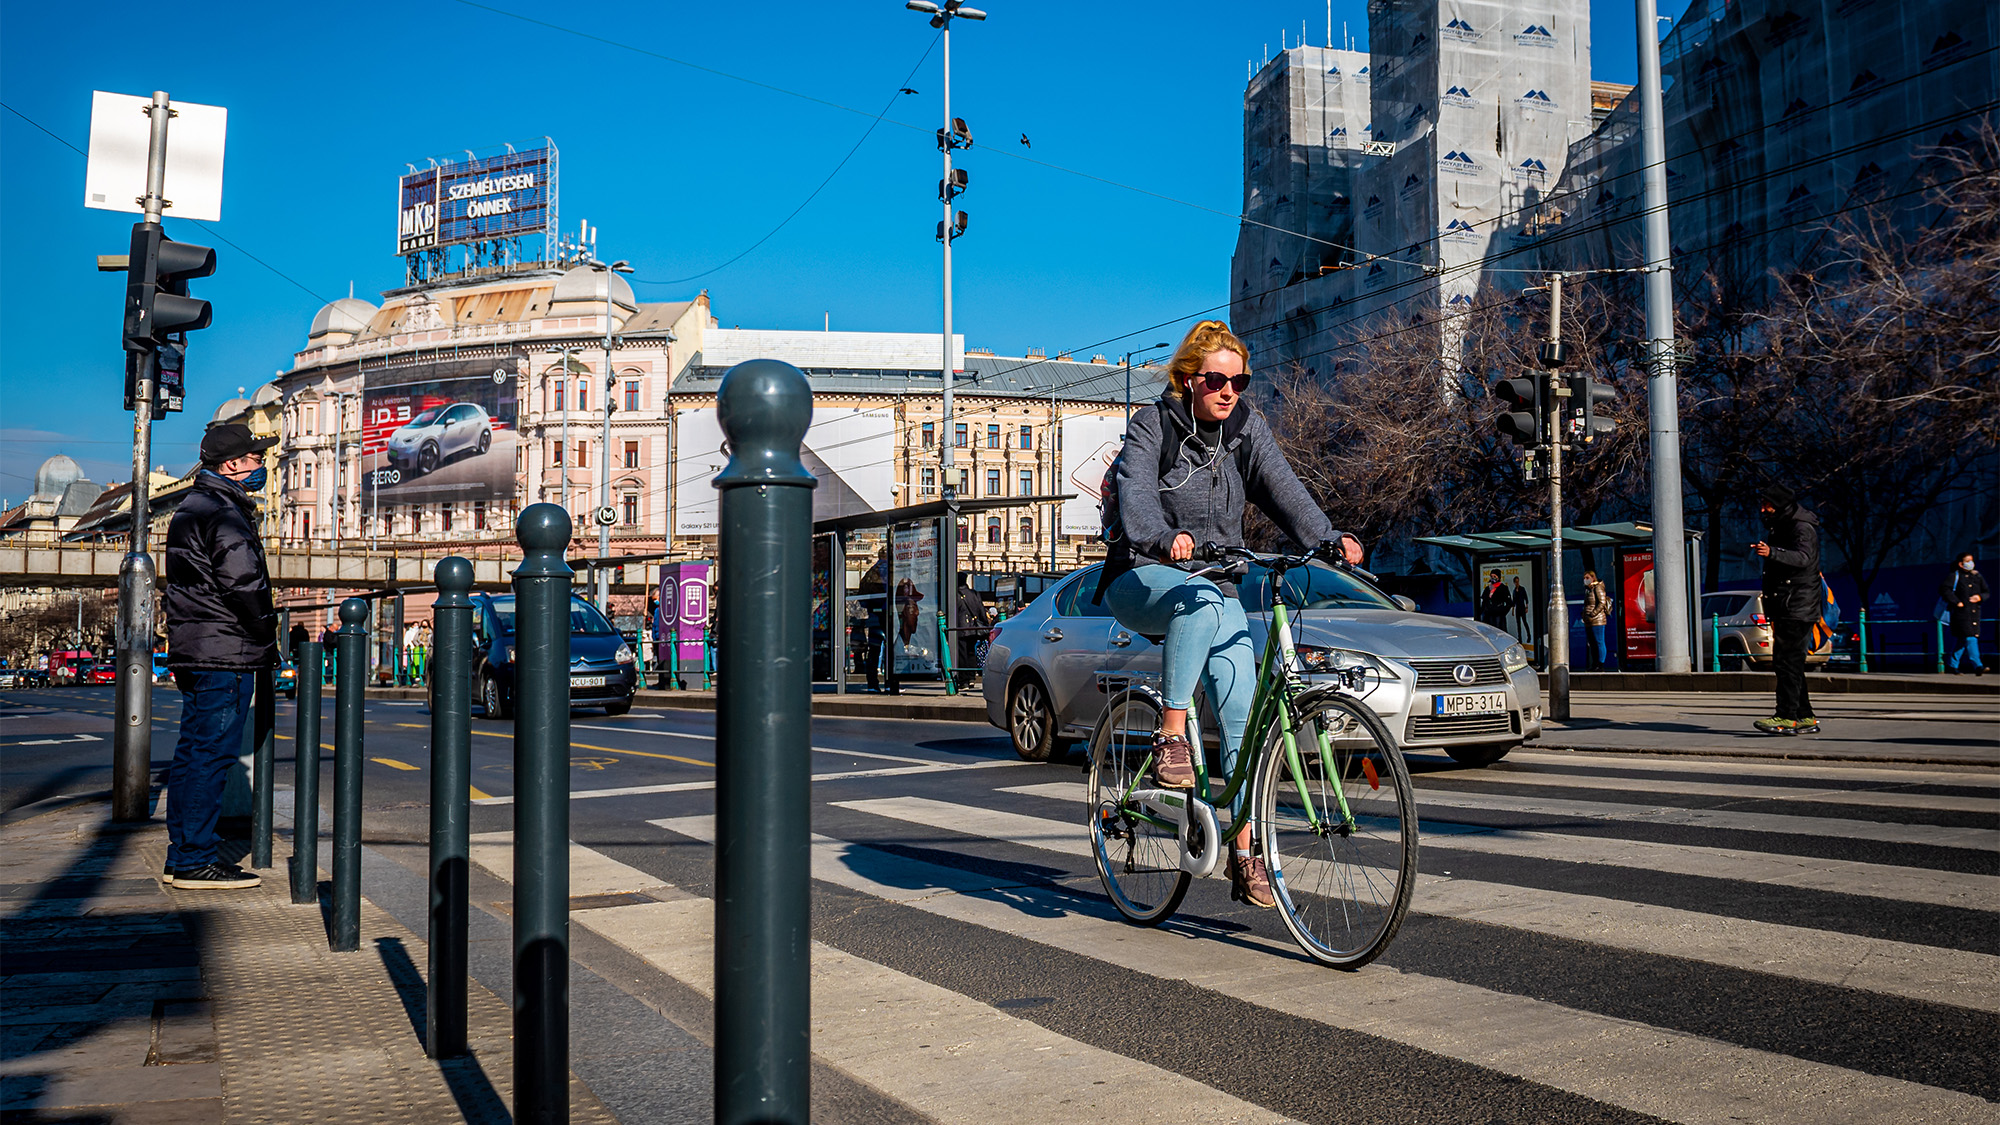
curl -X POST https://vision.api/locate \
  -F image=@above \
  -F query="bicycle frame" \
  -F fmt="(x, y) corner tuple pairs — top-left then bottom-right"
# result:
(1108, 560), (1356, 862)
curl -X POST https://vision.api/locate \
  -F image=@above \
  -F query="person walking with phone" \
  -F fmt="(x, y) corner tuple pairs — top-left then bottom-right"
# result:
(1753, 484), (1821, 734)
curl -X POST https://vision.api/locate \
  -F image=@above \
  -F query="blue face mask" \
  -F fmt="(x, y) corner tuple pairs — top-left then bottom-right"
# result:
(236, 466), (268, 491)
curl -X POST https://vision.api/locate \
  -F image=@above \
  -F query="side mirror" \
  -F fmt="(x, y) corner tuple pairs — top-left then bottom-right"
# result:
(1392, 595), (1418, 612)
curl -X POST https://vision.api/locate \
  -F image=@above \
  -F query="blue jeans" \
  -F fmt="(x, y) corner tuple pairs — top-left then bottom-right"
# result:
(1949, 635), (1982, 670)
(1587, 624), (1609, 670)
(1104, 566), (1256, 799)
(166, 670), (254, 869)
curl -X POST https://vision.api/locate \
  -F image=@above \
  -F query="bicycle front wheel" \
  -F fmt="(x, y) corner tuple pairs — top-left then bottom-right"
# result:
(1087, 689), (1191, 925)
(1253, 692), (1417, 967)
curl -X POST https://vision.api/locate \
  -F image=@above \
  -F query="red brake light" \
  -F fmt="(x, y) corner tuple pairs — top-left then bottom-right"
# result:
(987, 627), (1002, 644)
(1752, 614), (1769, 625)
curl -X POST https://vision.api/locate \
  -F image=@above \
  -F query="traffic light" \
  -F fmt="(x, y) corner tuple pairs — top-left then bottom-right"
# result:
(1493, 375), (1543, 447)
(1566, 373), (1616, 444)
(123, 222), (214, 353)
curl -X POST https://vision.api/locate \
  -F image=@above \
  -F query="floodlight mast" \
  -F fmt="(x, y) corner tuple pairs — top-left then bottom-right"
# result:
(907, 0), (984, 676)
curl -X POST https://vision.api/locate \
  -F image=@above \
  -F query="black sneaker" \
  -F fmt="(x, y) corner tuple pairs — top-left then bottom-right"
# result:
(168, 862), (261, 890)
(161, 864), (176, 885)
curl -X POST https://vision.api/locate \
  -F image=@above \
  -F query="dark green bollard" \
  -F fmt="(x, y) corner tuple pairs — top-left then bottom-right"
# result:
(429, 558), (475, 1059)
(714, 359), (816, 1125)
(331, 597), (369, 953)
(250, 667), (276, 868)
(512, 506), (573, 1125)
(291, 640), (323, 905)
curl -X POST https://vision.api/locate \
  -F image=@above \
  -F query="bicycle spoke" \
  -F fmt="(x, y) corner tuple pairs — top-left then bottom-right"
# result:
(1089, 691), (1191, 925)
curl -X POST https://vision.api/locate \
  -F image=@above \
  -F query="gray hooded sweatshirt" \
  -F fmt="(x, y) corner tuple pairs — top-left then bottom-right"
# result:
(1102, 394), (1341, 590)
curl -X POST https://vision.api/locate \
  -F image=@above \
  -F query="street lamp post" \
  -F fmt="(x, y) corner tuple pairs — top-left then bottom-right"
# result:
(1122, 342), (1171, 426)
(907, 0), (985, 674)
(588, 260), (634, 609)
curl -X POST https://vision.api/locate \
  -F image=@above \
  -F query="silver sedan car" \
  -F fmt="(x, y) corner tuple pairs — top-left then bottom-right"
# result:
(984, 562), (1542, 767)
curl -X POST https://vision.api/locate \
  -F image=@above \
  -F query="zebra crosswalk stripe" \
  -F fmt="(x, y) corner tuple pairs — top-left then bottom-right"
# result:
(827, 796), (2000, 1013)
(1415, 767), (2000, 813)
(999, 781), (2000, 910)
(644, 813), (1996, 1125)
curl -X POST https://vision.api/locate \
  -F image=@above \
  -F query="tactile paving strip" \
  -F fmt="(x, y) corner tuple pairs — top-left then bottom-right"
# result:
(131, 829), (619, 1124)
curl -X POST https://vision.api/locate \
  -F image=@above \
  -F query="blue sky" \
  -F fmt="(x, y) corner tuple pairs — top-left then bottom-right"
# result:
(0, 0), (1672, 498)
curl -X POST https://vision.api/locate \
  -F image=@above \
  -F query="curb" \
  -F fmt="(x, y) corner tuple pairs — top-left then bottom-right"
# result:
(1539, 670), (1997, 695)
(1520, 743), (1997, 768)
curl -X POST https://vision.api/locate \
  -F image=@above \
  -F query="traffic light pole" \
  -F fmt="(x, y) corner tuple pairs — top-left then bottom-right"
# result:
(112, 91), (174, 823)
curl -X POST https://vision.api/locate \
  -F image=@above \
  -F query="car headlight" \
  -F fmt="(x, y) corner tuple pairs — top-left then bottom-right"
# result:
(614, 644), (634, 665)
(1500, 643), (1530, 673)
(1295, 645), (1386, 676)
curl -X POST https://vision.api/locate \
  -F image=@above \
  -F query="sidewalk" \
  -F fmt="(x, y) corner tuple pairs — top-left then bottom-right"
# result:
(0, 798), (616, 1124)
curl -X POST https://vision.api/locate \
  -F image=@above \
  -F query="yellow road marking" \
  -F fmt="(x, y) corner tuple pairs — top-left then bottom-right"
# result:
(371, 757), (421, 771)
(469, 785), (493, 800)
(463, 727), (713, 768)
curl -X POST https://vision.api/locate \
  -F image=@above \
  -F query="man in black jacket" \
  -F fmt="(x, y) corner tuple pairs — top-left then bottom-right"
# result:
(161, 423), (278, 889)
(1753, 483), (1821, 734)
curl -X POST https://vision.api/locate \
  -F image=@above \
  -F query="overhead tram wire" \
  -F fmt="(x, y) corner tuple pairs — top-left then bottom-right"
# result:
(639, 34), (942, 286)
(1, 101), (333, 305)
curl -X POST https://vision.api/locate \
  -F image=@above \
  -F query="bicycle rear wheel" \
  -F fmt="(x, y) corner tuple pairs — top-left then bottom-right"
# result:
(1087, 689), (1191, 925)
(1252, 692), (1416, 967)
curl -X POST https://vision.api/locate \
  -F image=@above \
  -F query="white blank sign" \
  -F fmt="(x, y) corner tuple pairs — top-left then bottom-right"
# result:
(85, 91), (227, 222)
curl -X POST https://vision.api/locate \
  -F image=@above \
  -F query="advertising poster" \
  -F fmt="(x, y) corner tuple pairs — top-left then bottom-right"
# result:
(361, 351), (522, 508)
(890, 521), (940, 676)
(676, 406), (896, 536)
(1473, 558), (1540, 657)
(397, 144), (554, 255)
(652, 562), (711, 669)
(1621, 547), (1656, 663)
(1059, 414), (1131, 536)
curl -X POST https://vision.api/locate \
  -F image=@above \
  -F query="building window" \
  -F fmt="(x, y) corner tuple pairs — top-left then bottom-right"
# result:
(551, 442), (564, 468)
(1020, 517), (1034, 543)
(1019, 425), (1032, 449)
(622, 493), (638, 525)
(624, 381), (640, 412)
(473, 501), (487, 531)
(987, 424), (1000, 448)
(303, 463), (314, 489)
(553, 382), (565, 412)
(441, 503), (454, 533)
(921, 422), (935, 448)
(954, 423), (967, 447)
(1019, 470), (1033, 497)
(305, 404), (317, 435)
(957, 468), (970, 494)
(956, 519), (969, 544)
(987, 469), (1001, 496)
(380, 512), (392, 537)
(986, 517), (1002, 544)
(921, 466), (936, 496)
(516, 447), (524, 474)
(302, 511), (311, 539)
(576, 382), (588, 412)
(575, 442), (588, 469)
(624, 440), (640, 468)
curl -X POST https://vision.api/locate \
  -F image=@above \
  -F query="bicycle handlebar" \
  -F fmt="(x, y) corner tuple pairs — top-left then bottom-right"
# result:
(1194, 541), (1377, 583)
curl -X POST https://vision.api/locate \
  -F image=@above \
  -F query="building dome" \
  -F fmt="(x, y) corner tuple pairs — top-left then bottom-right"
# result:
(211, 397), (252, 424)
(308, 297), (379, 343)
(249, 381), (283, 408)
(32, 455), (82, 499)
(549, 265), (637, 315)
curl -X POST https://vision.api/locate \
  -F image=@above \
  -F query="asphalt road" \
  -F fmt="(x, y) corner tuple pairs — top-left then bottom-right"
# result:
(3, 685), (1995, 1124)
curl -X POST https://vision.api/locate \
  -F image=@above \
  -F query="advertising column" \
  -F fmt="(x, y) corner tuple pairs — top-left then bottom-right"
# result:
(1621, 547), (1657, 665)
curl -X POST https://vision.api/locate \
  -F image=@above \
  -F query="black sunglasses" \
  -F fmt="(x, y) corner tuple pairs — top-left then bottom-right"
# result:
(1195, 371), (1251, 393)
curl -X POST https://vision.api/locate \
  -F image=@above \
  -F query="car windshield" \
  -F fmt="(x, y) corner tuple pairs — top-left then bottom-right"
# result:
(484, 595), (620, 636)
(1241, 560), (1399, 611)
(409, 407), (443, 425)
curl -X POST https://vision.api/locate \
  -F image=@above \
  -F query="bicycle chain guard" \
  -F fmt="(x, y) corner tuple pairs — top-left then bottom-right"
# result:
(1129, 787), (1223, 879)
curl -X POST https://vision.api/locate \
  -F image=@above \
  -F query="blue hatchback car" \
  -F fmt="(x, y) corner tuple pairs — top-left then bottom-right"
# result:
(465, 593), (638, 718)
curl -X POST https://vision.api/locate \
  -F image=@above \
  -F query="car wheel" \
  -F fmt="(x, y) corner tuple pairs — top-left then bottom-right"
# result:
(1445, 742), (1517, 767)
(603, 700), (631, 716)
(419, 442), (440, 474)
(481, 674), (510, 720)
(1007, 676), (1061, 761)
(476, 430), (491, 454)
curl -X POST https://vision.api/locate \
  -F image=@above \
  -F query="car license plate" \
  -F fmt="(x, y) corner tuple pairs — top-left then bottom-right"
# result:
(571, 675), (606, 688)
(1433, 692), (1506, 717)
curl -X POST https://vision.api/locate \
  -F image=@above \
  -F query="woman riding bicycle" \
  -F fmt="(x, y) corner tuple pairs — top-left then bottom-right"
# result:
(1101, 319), (1363, 909)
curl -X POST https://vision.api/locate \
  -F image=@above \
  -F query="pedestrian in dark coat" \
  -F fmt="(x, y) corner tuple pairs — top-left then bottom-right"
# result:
(1939, 553), (1987, 675)
(160, 423), (278, 889)
(1753, 483), (1821, 733)
(1478, 571), (1511, 630)
(955, 575), (991, 687)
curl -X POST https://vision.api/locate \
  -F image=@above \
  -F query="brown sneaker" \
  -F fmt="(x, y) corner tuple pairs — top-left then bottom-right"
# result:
(1152, 731), (1196, 789)
(1228, 850), (1275, 909)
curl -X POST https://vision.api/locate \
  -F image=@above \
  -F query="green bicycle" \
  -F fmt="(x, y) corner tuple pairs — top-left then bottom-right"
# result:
(1086, 543), (1418, 968)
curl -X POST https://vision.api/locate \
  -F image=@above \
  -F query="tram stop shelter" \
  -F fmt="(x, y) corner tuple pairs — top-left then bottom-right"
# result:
(1413, 521), (1705, 669)
(813, 493), (1075, 692)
